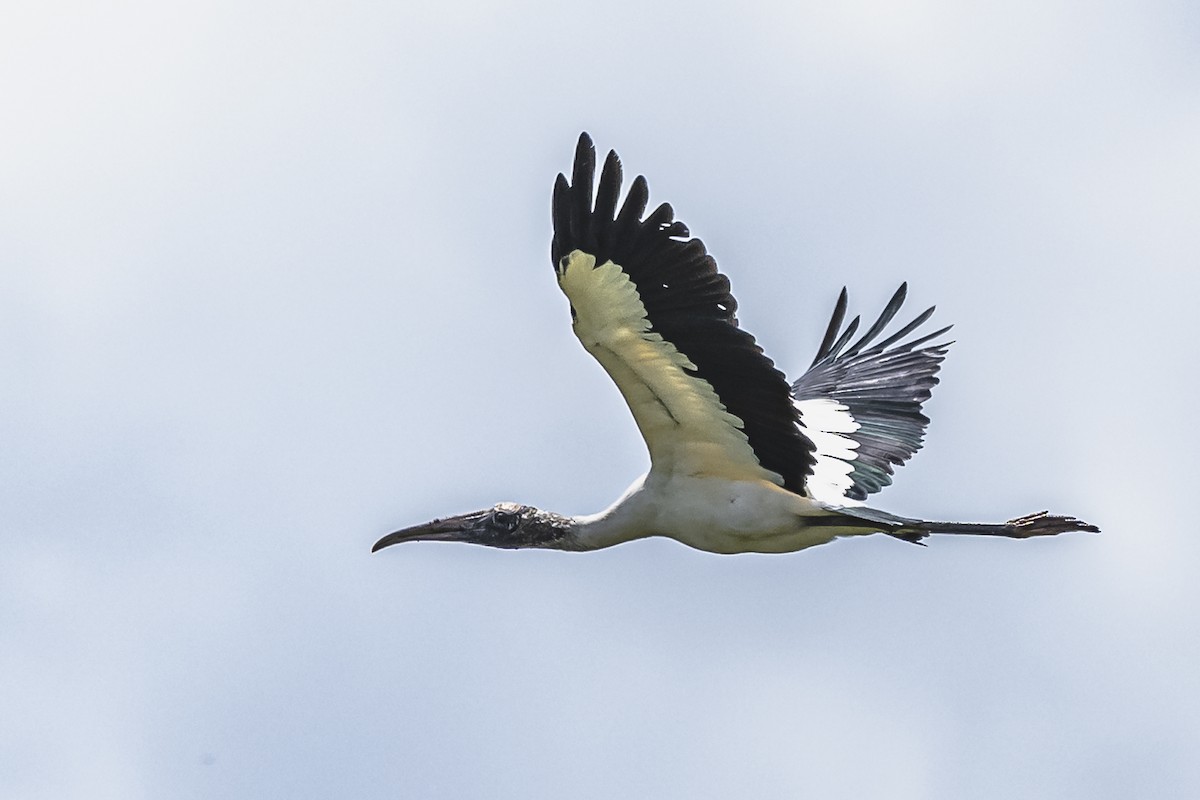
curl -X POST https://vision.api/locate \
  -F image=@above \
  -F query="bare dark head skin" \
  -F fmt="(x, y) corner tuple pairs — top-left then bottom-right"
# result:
(372, 503), (578, 552)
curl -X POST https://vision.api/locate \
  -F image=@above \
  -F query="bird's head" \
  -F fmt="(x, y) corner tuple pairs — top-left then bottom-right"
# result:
(372, 502), (577, 552)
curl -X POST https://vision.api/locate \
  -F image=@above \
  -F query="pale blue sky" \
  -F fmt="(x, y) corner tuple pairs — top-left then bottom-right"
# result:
(2, 1), (1198, 798)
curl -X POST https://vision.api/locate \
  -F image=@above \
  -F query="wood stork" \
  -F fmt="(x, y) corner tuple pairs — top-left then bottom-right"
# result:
(373, 133), (1097, 555)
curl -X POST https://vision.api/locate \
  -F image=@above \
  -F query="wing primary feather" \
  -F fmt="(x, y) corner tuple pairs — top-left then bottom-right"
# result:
(551, 173), (571, 264)
(825, 315), (861, 359)
(812, 287), (849, 367)
(643, 201), (675, 232)
(613, 175), (649, 243)
(893, 324), (954, 352)
(594, 151), (622, 232)
(868, 305), (937, 353)
(844, 283), (907, 357)
(570, 134), (596, 252)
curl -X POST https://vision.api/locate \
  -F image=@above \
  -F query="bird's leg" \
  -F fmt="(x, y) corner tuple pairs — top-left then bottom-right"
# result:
(891, 511), (1099, 544)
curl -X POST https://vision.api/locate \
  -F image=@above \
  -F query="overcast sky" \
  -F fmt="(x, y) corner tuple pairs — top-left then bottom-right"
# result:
(2, 1), (1198, 798)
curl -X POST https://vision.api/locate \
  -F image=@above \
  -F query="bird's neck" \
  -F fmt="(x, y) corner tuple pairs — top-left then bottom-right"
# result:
(561, 512), (627, 551)
(562, 475), (653, 551)
(567, 492), (654, 551)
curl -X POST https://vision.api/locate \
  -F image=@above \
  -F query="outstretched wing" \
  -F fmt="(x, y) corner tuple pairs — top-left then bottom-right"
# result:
(551, 133), (815, 492)
(792, 284), (952, 504)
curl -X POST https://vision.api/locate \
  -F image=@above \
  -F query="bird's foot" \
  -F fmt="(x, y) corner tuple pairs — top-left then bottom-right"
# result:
(1004, 510), (1100, 537)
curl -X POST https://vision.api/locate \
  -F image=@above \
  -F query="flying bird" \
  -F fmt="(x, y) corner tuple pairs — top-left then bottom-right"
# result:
(373, 134), (1097, 555)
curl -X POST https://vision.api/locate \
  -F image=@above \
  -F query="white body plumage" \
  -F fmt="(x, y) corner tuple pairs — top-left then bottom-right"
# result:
(572, 472), (855, 554)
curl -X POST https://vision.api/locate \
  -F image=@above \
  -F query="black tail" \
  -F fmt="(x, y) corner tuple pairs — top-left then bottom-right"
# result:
(831, 506), (1100, 545)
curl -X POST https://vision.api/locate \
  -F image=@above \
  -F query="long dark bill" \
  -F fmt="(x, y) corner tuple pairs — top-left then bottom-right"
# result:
(371, 510), (489, 552)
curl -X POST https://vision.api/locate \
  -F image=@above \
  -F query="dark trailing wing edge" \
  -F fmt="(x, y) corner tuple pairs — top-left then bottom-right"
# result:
(792, 284), (953, 501)
(552, 133), (816, 493)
